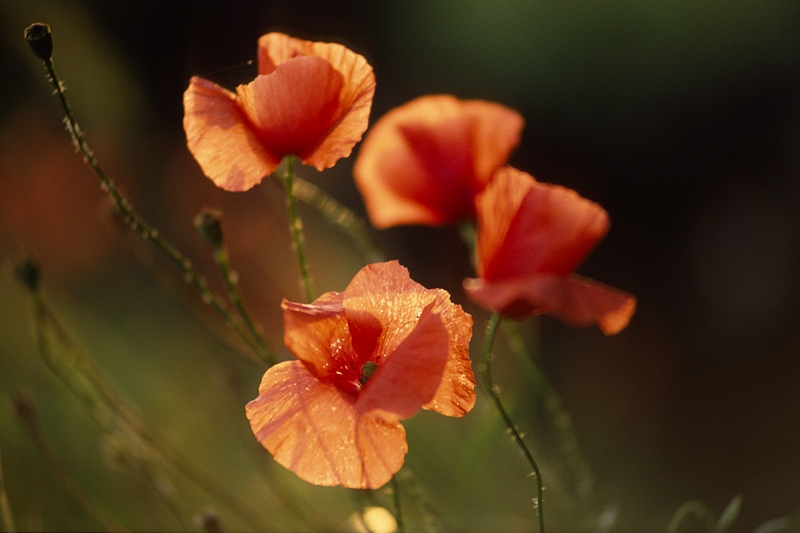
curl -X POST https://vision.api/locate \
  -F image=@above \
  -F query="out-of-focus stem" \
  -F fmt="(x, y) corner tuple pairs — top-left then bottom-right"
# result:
(481, 313), (545, 533)
(32, 42), (261, 365)
(290, 176), (386, 264)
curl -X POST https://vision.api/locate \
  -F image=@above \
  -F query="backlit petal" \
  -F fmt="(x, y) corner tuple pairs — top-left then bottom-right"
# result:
(477, 167), (609, 280)
(236, 57), (344, 160)
(183, 76), (280, 191)
(464, 274), (636, 335)
(356, 303), (448, 419)
(282, 293), (346, 380)
(353, 95), (523, 228)
(246, 361), (407, 489)
(257, 32), (376, 171)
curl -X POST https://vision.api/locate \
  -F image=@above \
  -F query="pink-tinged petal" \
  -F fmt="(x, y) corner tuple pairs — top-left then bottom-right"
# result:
(282, 294), (346, 380)
(356, 303), (448, 419)
(342, 261), (476, 415)
(477, 167), (609, 281)
(353, 95), (524, 228)
(237, 57), (343, 160)
(183, 76), (280, 191)
(257, 32), (376, 171)
(421, 294), (476, 417)
(464, 274), (636, 335)
(246, 361), (407, 489)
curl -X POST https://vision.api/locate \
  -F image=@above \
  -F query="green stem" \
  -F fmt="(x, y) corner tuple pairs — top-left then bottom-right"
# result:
(24, 284), (267, 531)
(290, 176), (386, 263)
(212, 247), (275, 366)
(481, 314), (545, 533)
(281, 157), (314, 302)
(13, 395), (126, 532)
(37, 56), (261, 364)
(503, 321), (597, 509)
(391, 476), (404, 533)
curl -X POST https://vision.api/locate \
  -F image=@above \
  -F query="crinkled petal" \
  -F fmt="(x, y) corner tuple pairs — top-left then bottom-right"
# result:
(356, 303), (448, 419)
(246, 361), (407, 489)
(183, 76), (280, 191)
(344, 261), (476, 417)
(477, 167), (609, 280)
(257, 32), (375, 171)
(282, 293), (346, 380)
(236, 57), (343, 161)
(353, 95), (524, 228)
(421, 294), (476, 417)
(464, 274), (636, 335)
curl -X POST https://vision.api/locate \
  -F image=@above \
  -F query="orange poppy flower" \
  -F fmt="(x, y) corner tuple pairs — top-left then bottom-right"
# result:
(183, 32), (375, 191)
(353, 95), (524, 228)
(464, 167), (636, 335)
(246, 261), (475, 489)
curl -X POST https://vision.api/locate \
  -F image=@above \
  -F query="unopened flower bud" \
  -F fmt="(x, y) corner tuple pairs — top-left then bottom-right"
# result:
(24, 23), (53, 62)
(194, 208), (224, 250)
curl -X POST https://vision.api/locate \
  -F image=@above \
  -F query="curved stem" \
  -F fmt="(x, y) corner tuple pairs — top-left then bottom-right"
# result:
(212, 247), (275, 366)
(289, 176), (386, 264)
(281, 157), (314, 303)
(481, 313), (545, 533)
(37, 56), (262, 364)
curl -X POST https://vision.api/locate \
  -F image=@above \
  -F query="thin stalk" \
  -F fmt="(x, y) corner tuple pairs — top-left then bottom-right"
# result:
(481, 314), (545, 533)
(211, 246), (275, 366)
(281, 156), (314, 302)
(391, 476), (404, 533)
(23, 282), (267, 531)
(35, 52), (261, 363)
(502, 321), (597, 509)
(12, 396), (125, 533)
(290, 176), (386, 263)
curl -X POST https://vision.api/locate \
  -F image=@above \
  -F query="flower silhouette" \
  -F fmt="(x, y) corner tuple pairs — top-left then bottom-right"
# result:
(353, 95), (524, 228)
(184, 32), (375, 191)
(246, 261), (475, 489)
(464, 167), (636, 335)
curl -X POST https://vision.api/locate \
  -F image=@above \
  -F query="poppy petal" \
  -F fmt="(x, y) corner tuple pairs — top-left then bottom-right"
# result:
(282, 294), (346, 380)
(353, 95), (523, 228)
(343, 261), (476, 416)
(464, 274), (636, 335)
(257, 33), (376, 171)
(183, 76), (280, 191)
(356, 303), (448, 419)
(477, 167), (609, 281)
(421, 295), (476, 417)
(246, 361), (407, 489)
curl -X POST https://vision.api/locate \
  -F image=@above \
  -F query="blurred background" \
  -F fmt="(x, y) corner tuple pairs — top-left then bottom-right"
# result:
(1, 0), (799, 531)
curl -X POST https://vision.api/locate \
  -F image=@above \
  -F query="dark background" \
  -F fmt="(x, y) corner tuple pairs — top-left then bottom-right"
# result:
(1, 1), (799, 531)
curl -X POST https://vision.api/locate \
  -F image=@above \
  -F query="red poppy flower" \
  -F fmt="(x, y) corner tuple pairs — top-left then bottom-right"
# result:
(353, 95), (524, 228)
(183, 32), (375, 191)
(464, 167), (636, 335)
(246, 261), (475, 489)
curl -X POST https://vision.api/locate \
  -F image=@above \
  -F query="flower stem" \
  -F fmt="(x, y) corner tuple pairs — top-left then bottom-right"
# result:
(502, 321), (597, 511)
(17, 269), (267, 531)
(211, 246), (276, 366)
(290, 175), (386, 263)
(13, 394), (125, 532)
(481, 313), (545, 533)
(33, 50), (262, 365)
(281, 156), (314, 302)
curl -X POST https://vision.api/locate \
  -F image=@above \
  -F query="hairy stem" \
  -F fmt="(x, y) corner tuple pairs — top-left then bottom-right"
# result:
(281, 156), (314, 302)
(481, 313), (545, 533)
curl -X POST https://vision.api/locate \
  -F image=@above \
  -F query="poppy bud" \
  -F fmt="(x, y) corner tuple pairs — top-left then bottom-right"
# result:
(15, 257), (40, 291)
(194, 208), (224, 250)
(24, 23), (53, 62)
